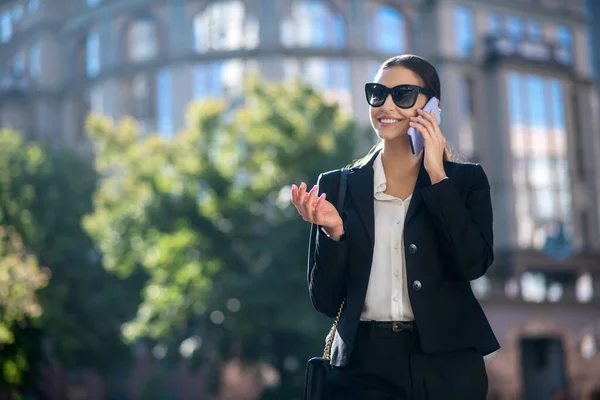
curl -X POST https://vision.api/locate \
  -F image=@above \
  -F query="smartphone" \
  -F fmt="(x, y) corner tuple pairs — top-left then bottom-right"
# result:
(408, 97), (441, 157)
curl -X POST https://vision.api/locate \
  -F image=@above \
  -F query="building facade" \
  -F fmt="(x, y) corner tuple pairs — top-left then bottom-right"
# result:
(1, 0), (599, 399)
(589, 0), (600, 112)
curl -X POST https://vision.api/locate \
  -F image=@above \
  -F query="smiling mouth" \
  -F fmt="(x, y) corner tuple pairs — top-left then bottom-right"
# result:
(379, 118), (402, 124)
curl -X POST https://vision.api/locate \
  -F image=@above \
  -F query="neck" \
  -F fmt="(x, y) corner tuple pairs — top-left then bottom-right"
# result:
(380, 135), (422, 181)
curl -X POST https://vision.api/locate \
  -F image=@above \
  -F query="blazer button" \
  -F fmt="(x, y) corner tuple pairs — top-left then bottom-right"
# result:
(408, 244), (417, 254)
(412, 280), (422, 291)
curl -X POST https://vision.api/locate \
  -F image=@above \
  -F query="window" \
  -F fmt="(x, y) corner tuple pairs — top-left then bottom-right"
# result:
(369, 6), (405, 53)
(581, 333), (597, 359)
(12, 4), (24, 21)
(86, 31), (100, 78)
(281, 0), (344, 48)
(507, 16), (523, 41)
(29, 43), (41, 78)
(453, 7), (474, 57)
(126, 18), (158, 62)
(527, 20), (542, 42)
(156, 68), (173, 138)
(521, 272), (546, 303)
(1, 11), (12, 43)
(556, 25), (573, 65)
(195, 0), (259, 52)
(120, 73), (157, 135)
(591, 90), (599, 144)
(27, 0), (39, 14)
(546, 282), (563, 302)
(283, 57), (351, 114)
(369, 61), (381, 81)
(13, 51), (25, 77)
(458, 77), (475, 157)
(193, 60), (245, 100)
(575, 273), (593, 303)
(506, 72), (573, 250)
(193, 62), (225, 99)
(90, 85), (103, 114)
(470, 276), (491, 299)
(71, 89), (92, 144)
(303, 58), (350, 91)
(488, 13), (502, 37)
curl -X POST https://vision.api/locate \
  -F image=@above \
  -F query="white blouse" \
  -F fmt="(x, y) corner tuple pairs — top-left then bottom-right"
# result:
(360, 152), (415, 322)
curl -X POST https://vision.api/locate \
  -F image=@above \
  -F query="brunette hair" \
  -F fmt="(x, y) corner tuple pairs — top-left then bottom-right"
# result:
(351, 54), (453, 167)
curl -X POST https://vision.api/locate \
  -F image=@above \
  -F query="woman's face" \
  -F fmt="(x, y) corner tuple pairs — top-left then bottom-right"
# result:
(369, 66), (429, 142)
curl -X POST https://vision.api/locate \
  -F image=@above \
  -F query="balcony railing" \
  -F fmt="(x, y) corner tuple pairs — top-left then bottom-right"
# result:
(484, 35), (573, 69)
(0, 72), (28, 94)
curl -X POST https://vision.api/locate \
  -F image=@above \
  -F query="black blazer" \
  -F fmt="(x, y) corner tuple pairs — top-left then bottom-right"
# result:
(307, 150), (500, 367)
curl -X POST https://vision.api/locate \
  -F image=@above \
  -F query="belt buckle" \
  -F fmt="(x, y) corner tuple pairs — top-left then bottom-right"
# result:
(392, 322), (403, 332)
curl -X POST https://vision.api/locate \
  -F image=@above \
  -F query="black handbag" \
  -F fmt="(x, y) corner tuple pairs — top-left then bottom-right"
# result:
(303, 168), (349, 400)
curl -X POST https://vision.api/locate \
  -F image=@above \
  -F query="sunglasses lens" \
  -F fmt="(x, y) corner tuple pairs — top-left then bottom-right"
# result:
(391, 87), (418, 108)
(365, 84), (387, 107)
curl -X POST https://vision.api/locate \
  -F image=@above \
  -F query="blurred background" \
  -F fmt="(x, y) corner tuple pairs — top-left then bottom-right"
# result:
(0, 0), (599, 399)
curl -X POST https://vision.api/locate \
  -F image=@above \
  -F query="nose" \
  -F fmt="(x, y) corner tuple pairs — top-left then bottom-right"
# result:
(382, 92), (396, 110)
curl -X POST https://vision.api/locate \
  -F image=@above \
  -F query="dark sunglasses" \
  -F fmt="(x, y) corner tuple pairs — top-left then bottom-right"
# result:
(365, 83), (436, 109)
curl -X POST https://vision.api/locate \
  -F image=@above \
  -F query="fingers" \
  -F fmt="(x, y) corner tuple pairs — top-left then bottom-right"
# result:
(315, 193), (326, 210)
(291, 183), (305, 215)
(417, 109), (444, 139)
(413, 111), (436, 132)
(291, 184), (298, 203)
(411, 110), (446, 147)
(303, 185), (319, 219)
(291, 182), (321, 222)
(314, 192), (326, 213)
(292, 182), (310, 204)
(416, 108), (438, 129)
(409, 118), (433, 143)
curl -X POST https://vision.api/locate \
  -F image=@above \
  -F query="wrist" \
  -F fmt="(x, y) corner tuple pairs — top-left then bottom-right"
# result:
(324, 222), (344, 240)
(429, 171), (447, 183)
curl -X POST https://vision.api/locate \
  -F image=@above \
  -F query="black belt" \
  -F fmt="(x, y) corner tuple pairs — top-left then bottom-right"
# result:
(359, 320), (416, 333)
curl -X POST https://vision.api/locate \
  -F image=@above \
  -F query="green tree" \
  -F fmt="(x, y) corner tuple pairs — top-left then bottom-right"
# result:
(84, 76), (363, 398)
(0, 129), (142, 393)
(0, 225), (48, 390)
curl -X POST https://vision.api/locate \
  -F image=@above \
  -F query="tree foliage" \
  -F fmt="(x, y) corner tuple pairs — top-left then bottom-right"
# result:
(0, 226), (48, 388)
(0, 129), (142, 391)
(0, 225), (48, 344)
(84, 76), (362, 397)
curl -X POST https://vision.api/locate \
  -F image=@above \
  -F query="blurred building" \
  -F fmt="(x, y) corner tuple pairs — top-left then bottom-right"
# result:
(590, 0), (600, 104)
(0, 0), (599, 399)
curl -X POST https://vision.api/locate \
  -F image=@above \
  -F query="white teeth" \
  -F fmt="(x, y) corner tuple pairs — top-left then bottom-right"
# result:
(380, 119), (399, 124)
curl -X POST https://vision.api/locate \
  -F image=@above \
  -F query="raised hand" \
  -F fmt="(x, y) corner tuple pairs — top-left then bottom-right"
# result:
(291, 182), (344, 238)
(409, 108), (448, 183)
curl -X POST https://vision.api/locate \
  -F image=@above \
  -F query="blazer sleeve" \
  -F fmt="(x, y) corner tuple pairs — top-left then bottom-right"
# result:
(419, 164), (494, 281)
(307, 171), (349, 318)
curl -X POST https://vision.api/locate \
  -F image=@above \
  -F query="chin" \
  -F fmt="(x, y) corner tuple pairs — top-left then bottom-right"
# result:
(376, 128), (408, 142)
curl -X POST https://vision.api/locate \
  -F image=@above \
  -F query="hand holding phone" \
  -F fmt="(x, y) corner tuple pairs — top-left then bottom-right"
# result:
(408, 97), (441, 157)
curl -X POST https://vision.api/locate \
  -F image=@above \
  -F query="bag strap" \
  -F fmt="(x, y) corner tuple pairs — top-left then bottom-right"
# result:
(323, 168), (349, 360)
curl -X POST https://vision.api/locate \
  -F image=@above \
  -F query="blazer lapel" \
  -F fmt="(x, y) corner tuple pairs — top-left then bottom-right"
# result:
(347, 150), (379, 247)
(347, 150), (442, 243)
(405, 157), (433, 225)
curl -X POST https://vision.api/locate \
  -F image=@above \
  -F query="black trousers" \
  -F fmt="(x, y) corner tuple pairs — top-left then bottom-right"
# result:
(327, 322), (488, 400)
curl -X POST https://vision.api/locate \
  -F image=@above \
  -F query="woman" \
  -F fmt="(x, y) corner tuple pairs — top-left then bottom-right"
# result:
(291, 54), (500, 400)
